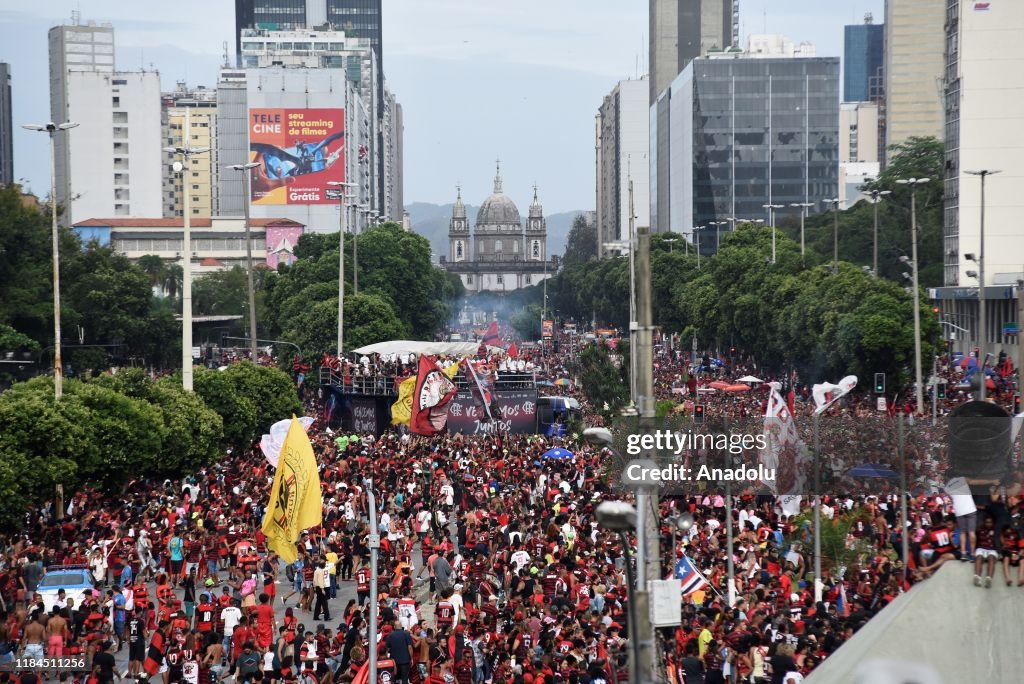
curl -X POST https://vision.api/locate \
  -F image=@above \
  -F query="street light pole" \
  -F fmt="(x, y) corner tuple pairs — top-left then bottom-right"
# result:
(663, 237), (678, 254)
(328, 182), (358, 356)
(164, 109), (209, 392)
(897, 177), (930, 413)
(965, 170), (1000, 401)
(228, 162), (261, 361)
(790, 202), (813, 265)
(22, 120), (79, 399)
(763, 203), (784, 264)
(867, 188), (891, 276)
(823, 198), (841, 269)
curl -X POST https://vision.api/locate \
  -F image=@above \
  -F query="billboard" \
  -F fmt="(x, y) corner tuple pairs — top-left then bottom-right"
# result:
(248, 108), (345, 205)
(542, 320), (554, 339)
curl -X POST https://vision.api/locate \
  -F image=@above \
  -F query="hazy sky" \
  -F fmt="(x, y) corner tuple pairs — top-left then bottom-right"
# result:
(1, 0), (882, 214)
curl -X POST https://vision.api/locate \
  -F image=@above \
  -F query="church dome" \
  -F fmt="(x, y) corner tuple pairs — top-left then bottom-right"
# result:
(476, 166), (521, 227)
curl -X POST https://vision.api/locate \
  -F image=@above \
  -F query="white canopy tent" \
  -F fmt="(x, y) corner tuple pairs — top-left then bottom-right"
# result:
(350, 340), (505, 357)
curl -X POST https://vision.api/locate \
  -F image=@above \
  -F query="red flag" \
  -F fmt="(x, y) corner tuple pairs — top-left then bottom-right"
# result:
(507, 343), (518, 358)
(143, 629), (167, 676)
(410, 356), (457, 436)
(786, 390), (795, 415)
(482, 321), (501, 347)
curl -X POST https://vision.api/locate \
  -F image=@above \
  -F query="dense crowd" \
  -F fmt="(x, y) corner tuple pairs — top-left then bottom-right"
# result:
(0, 327), (1020, 684)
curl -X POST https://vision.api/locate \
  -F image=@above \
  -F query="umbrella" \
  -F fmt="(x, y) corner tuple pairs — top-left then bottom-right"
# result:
(737, 375), (764, 384)
(555, 378), (571, 387)
(543, 447), (574, 460)
(536, 380), (555, 387)
(709, 381), (731, 390)
(846, 463), (899, 479)
(724, 384), (751, 393)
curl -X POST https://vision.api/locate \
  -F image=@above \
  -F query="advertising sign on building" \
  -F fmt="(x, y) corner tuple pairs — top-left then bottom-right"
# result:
(248, 108), (345, 205)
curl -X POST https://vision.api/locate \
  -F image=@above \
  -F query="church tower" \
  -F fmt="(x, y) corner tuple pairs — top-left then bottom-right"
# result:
(525, 185), (547, 262)
(448, 185), (470, 263)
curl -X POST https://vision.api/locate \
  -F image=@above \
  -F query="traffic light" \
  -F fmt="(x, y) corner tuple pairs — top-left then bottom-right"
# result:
(1015, 394), (1022, 414)
(874, 373), (886, 394)
(729, 346), (737, 356)
(937, 382), (946, 400)
(694, 404), (706, 425)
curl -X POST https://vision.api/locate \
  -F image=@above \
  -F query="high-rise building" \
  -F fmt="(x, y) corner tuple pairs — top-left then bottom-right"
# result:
(162, 83), (218, 218)
(650, 54), (839, 250)
(844, 15), (884, 103)
(883, 0), (945, 163)
(649, 0), (738, 105)
(839, 102), (879, 208)
(596, 79), (649, 253)
(383, 90), (404, 222)
(49, 21), (162, 224)
(0, 63), (12, 185)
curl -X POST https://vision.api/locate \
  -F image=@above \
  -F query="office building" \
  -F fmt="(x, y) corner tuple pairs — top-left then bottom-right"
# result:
(650, 54), (839, 250)
(745, 34), (816, 58)
(883, 0), (945, 163)
(162, 83), (218, 218)
(839, 102), (879, 208)
(844, 15), (884, 103)
(441, 167), (556, 293)
(649, 0), (738, 105)
(383, 88), (404, 222)
(596, 79), (650, 253)
(0, 63), (12, 185)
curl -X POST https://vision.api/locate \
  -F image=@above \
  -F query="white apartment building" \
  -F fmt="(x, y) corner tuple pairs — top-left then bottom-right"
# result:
(596, 78), (650, 252)
(839, 102), (880, 208)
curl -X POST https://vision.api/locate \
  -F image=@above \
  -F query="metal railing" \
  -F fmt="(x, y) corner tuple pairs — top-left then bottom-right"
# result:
(318, 368), (539, 395)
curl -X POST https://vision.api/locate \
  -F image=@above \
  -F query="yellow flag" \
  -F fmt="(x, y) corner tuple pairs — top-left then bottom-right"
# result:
(261, 416), (322, 564)
(391, 376), (416, 425)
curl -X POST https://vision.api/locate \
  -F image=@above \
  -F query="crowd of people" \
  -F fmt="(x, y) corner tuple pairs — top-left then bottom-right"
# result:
(0, 323), (1020, 684)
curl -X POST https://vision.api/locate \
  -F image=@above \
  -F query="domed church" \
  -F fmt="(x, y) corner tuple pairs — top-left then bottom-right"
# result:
(443, 162), (557, 293)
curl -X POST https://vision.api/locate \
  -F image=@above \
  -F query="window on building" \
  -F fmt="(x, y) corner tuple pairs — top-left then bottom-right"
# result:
(111, 78), (127, 85)
(466, 274), (473, 285)
(112, 97), (120, 107)
(532, 241), (540, 259)
(525, 274), (532, 285)
(456, 242), (463, 259)
(496, 274), (504, 285)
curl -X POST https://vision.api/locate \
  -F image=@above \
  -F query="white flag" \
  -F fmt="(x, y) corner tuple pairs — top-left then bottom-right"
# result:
(260, 416), (316, 468)
(812, 375), (858, 415)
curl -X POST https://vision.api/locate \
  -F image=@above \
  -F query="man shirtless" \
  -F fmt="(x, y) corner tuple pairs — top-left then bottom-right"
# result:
(46, 609), (70, 679)
(22, 614), (46, 673)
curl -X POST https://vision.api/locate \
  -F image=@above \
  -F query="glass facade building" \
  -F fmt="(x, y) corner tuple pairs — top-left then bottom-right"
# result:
(650, 57), (839, 250)
(843, 23), (883, 103)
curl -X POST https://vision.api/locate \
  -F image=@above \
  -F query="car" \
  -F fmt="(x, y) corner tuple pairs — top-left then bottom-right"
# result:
(36, 566), (94, 612)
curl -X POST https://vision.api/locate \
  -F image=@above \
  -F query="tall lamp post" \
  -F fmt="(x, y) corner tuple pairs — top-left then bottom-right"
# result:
(821, 198), (841, 270)
(663, 237), (678, 254)
(164, 109), (209, 391)
(789, 202), (813, 264)
(228, 162), (261, 361)
(709, 221), (728, 254)
(762, 203), (784, 263)
(22, 120), (79, 399)
(896, 177), (930, 412)
(327, 181), (358, 356)
(965, 169), (1000, 401)
(865, 187), (891, 276)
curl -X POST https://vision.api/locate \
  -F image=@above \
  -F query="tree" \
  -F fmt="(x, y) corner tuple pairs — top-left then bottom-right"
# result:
(282, 293), (408, 360)
(572, 342), (629, 418)
(193, 363), (301, 448)
(563, 214), (597, 266)
(136, 254), (166, 294)
(510, 304), (543, 340)
(163, 264), (184, 303)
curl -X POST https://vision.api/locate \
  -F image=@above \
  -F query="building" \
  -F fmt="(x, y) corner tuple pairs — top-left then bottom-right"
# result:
(883, 0), (945, 164)
(441, 166), (557, 293)
(650, 54), (839, 250)
(72, 216), (305, 277)
(931, 0), (1024, 364)
(649, 0), (738, 105)
(839, 102), (880, 208)
(217, 27), (397, 230)
(596, 79), (649, 254)
(162, 83), (218, 218)
(0, 63), (12, 185)
(844, 15), (884, 103)
(745, 34), (817, 58)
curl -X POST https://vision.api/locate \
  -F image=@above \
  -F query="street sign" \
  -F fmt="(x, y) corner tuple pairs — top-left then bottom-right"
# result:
(325, 188), (344, 200)
(1003, 323), (1020, 334)
(649, 579), (682, 626)
(191, 346), (201, 359)
(876, 397), (887, 412)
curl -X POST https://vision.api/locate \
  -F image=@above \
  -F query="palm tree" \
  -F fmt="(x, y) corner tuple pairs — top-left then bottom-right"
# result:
(163, 264), (184, 302)
(137, 255), (166, 295)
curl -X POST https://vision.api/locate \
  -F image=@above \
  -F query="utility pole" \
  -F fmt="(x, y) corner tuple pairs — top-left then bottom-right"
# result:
(897, 177), (930, 412)
(628, 180), (637, 408)
(366, 479), (380, 684)
(635, 226), (658, 683)
(229, 162), (261, 361)
(790, 202), (813, 266)
(328, 181), (358, 356)
(966, 170), (999, 400)
(823, 198), (841, 269)
(867, 188), (891, 275)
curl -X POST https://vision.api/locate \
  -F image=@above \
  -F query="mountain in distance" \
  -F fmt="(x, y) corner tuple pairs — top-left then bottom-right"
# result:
(405, 202), (585, 262)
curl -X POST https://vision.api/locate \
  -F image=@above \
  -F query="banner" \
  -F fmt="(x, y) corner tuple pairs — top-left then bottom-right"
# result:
(542, 320), (554, 340)
(447, 390), (537, 435)
(261, 417), (323, 563)
(462, 358), (495, 422)
(760, 382), (808, 495)
(410, 357), (458, 436)
(249, 108), (345, 205)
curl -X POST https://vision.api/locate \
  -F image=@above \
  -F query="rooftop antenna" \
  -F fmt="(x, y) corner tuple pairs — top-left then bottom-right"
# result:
(763, 6), (767, 33)
(71, 9), (80, 25)
(222, 41), (230, 68)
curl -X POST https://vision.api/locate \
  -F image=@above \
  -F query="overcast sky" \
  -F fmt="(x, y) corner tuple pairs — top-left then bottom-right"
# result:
(1, 0), (882, 214)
